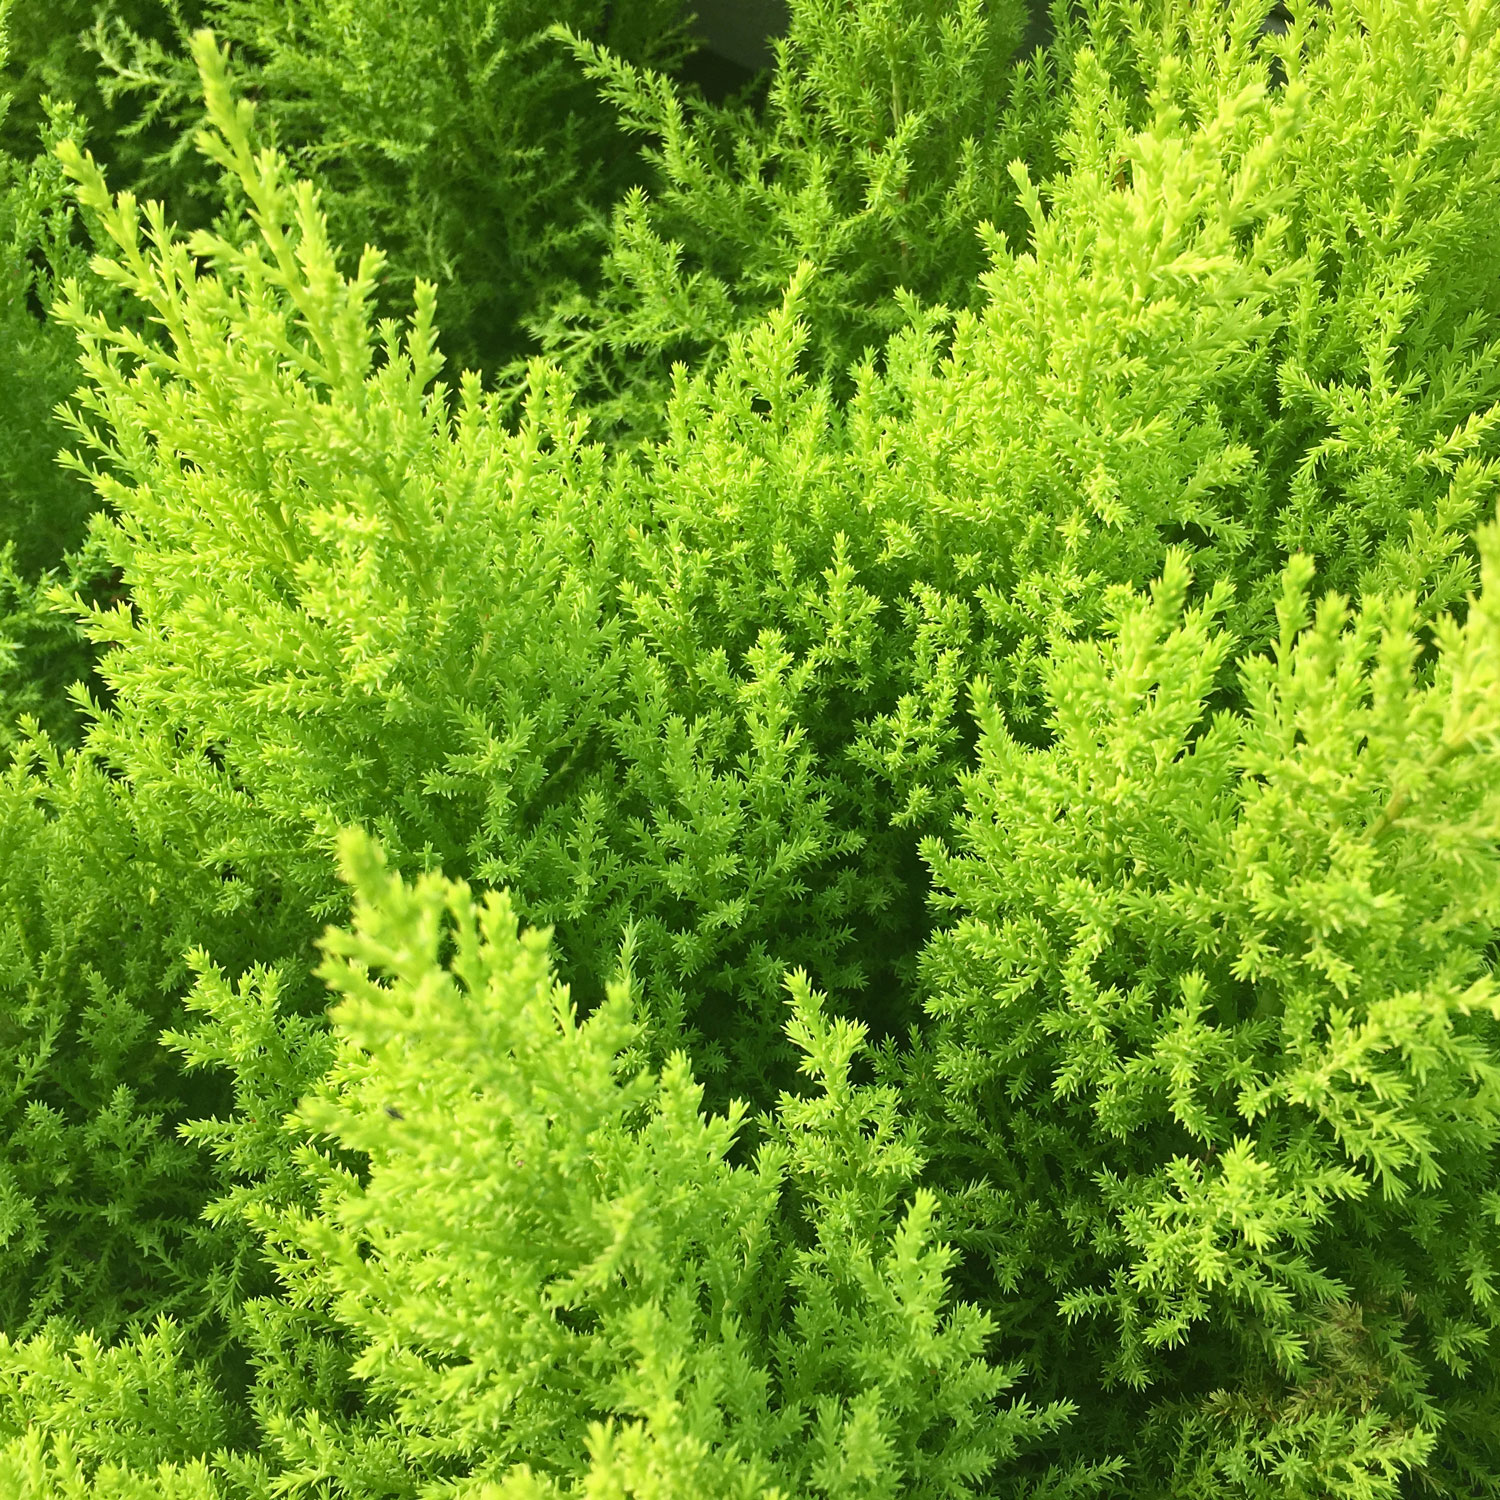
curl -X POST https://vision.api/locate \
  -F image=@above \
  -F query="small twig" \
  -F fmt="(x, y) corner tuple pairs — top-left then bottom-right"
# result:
(1366, 736), (1466, 840)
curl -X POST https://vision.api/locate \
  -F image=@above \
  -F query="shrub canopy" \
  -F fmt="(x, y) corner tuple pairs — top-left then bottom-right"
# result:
(1, 1), (1500, 1496)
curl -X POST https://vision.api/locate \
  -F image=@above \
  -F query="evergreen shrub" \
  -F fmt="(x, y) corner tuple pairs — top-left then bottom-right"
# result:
(1, 0), (1499, 1495)
(0, 5), (140, 762)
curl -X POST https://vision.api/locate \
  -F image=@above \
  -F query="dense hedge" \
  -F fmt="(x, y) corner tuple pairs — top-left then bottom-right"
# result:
(1, 1), (1499, 1496)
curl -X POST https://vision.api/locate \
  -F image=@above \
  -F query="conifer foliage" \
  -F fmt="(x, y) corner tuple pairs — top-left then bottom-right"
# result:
(1, 0), (1499, 1495)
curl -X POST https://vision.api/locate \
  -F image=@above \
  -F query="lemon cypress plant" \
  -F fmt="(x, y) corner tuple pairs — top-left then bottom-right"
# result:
(0, 2), (1497, 1496)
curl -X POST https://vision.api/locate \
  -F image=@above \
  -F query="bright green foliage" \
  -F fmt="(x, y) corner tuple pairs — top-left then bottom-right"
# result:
(0, 726), (277, 1348)
(0, 829), (1077, 1497)
(49, 0), (1500, 1095)
(93, 0), (698, 378)
(1072, 0), (1500, 634)
(157, 828), (1065, 1499)
(818, 0), (1500, 851)
(522, 0), (1045, 441)
(1, 0), (1499, 1495)
(0, 1435), (220, 1500)
(0, 1317), (236, 1477)
(914, 530), (1500, 1489)
(46, 33), (928, 1098)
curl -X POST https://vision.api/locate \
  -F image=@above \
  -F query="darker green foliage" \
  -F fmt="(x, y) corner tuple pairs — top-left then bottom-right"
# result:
(84, 0), (702, 378)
